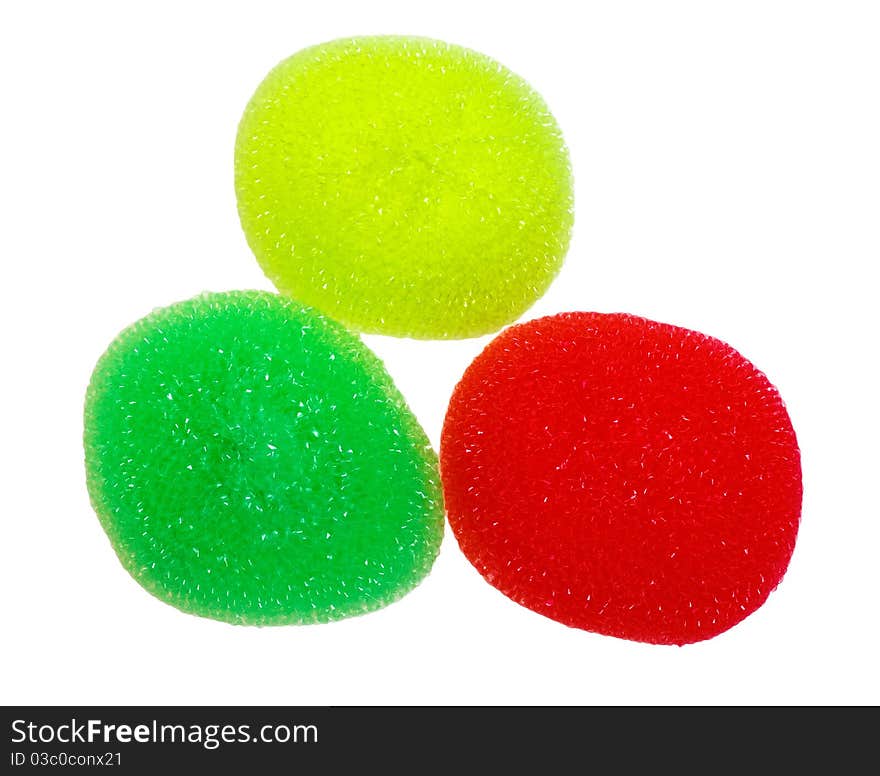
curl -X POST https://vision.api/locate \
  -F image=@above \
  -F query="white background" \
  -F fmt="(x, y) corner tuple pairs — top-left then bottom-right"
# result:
(2, 1), (878, 705)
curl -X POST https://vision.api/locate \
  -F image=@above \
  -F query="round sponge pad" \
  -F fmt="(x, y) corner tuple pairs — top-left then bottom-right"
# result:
(441, 313), (802, 645)
(235, 36), (574, 339)
(84, 291), (444, 624)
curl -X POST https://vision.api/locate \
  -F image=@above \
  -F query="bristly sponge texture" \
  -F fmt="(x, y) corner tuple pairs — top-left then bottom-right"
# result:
(84, 291), (444, 625)
(441, 313), (802, 645)
(235, 36), (574, 339)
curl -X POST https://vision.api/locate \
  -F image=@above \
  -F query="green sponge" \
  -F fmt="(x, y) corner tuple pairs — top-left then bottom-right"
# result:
(235, 36), (574, 339)
(83, 291), (444, 624)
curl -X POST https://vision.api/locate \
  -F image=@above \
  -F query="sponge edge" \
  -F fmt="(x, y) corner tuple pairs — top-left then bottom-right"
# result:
(441, 312), (802, 645)
(235, 36), (574, 339)
(84, 291), (444, 625)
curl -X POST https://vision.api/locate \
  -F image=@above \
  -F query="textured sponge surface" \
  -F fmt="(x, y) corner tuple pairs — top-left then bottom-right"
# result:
(84, 291), (444, 624)
(235, 36), (574, 339)
(441, 313), (802, 645)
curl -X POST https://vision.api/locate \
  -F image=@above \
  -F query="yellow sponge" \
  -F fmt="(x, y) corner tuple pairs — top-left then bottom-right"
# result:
(235, 36), (574, 339)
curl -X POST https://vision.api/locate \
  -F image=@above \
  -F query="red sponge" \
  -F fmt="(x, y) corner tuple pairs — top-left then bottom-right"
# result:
(441, 313), (802, 645)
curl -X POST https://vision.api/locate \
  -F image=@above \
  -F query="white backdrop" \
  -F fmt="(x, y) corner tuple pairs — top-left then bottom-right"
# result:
(2, 1), (878, 705)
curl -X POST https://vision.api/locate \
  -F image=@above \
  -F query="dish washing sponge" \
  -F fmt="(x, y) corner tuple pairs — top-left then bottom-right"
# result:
(235, 36), (574, 339)
(84, 291), (444, 624)
(441, 312), (802, 645)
